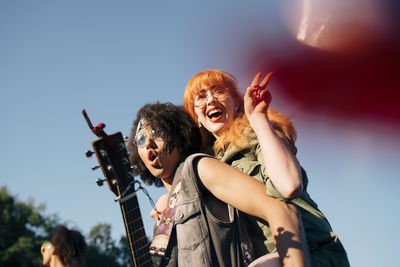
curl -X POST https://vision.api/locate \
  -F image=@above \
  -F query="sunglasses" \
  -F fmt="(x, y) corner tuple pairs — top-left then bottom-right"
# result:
(134, 129), (164, 148)
(41, 241), (53, 255)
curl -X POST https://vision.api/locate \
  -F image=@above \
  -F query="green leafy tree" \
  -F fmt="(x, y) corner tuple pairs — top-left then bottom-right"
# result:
(0, 186), (57, 267)
(0, 187), (137, 267)
(118, 236), (134, 267)
(83, 223), (132, 267)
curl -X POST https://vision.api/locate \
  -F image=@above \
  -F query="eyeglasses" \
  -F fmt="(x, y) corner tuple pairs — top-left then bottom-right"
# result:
(134, 129), (164, 148)
(194, 86), (227, 108)
(41, 242), (52, 255)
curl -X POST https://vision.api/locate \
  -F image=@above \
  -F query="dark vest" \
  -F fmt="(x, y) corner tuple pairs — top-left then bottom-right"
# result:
(163, 154), (251, 267)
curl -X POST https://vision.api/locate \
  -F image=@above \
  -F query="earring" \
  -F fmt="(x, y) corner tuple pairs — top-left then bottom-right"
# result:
(198, 121), (202, 128)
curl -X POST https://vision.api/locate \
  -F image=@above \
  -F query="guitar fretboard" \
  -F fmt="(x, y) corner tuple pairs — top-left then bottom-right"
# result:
(119, 189), (152, 267)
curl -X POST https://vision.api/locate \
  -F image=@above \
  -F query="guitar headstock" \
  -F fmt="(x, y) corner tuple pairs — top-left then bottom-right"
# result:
(83, 109), (134, 197)
(91, 132), (134, 197)
(83, 110), (153, 267)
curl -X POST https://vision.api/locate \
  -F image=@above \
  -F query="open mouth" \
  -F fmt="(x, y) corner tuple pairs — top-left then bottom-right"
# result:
(206, 107), (223, 122)
(148, 150), (159, 166)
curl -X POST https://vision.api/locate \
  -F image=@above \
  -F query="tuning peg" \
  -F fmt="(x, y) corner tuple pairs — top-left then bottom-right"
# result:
(85, 150), (94, 158)
(96, 178), (106, 186)
(122, 158), (130, 165)
(118, 143), (126, 150)
(92, 165), (101, 171)
(124, 136), (129, 143)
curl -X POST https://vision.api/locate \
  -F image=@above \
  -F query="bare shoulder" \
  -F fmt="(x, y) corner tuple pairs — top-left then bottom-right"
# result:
(195, 156), (248, 185)
(196, 156), (233, 175)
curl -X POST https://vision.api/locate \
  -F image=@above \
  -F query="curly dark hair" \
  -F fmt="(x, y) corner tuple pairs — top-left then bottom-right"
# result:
(127, 102), (202, 186)
(51, 225), (86, 266)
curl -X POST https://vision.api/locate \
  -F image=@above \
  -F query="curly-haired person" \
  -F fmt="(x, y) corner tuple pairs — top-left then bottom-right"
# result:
(128, 102), (310, 267)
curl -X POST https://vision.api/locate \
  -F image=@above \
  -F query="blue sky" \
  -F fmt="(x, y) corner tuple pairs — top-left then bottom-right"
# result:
(1, 1), (399, 266)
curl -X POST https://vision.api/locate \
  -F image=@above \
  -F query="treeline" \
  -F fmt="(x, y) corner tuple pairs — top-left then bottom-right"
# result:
(0, 186), (135, 267)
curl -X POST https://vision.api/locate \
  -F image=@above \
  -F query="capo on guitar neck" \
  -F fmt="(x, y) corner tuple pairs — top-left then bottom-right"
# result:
(114, 180), (137, 202)
(115, 191), (137, 203)
(115, 180), (157, 211)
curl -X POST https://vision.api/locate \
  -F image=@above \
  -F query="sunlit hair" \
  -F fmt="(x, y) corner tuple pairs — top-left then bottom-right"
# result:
(127, 102), (202, 186)
(51, 225), (86, 266)
(183, 69), (297, 155)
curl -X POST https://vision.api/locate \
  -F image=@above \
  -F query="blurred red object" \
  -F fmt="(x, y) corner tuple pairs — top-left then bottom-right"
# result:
(243, 0), (400, 126)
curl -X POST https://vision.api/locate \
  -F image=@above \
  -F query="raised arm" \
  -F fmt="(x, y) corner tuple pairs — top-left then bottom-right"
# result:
(244, 72), (302, 198)
(196, 156), (310, 267)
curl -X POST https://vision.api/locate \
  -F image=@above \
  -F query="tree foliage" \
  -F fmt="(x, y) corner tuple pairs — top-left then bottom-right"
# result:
(0, 186), (54, 267)
(0, 186), (133, 267)
(83, 223), (132, 267)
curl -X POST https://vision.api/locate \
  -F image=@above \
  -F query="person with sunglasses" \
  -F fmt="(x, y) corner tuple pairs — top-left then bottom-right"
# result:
(128, 102), (310, 267)
(41, 225), (86, 267)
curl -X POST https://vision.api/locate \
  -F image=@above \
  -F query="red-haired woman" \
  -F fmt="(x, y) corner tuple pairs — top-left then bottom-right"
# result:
(183, 69), (350, 267)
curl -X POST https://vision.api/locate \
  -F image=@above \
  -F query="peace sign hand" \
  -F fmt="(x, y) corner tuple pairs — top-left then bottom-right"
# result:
(244, 72), (273, 123)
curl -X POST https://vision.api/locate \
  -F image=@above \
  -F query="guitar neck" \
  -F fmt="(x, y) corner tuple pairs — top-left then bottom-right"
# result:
(119, 191), (152, 267)
(86, 125), (154, 267)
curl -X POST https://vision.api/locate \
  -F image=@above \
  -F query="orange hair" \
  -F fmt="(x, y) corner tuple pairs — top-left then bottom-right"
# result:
(184, 69), (296, 155)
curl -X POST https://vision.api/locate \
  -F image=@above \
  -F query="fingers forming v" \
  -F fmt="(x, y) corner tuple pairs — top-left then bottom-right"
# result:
(251, 72), (262, 87)
(259, 72), (274, 88)
(248, 72), (274, 100)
